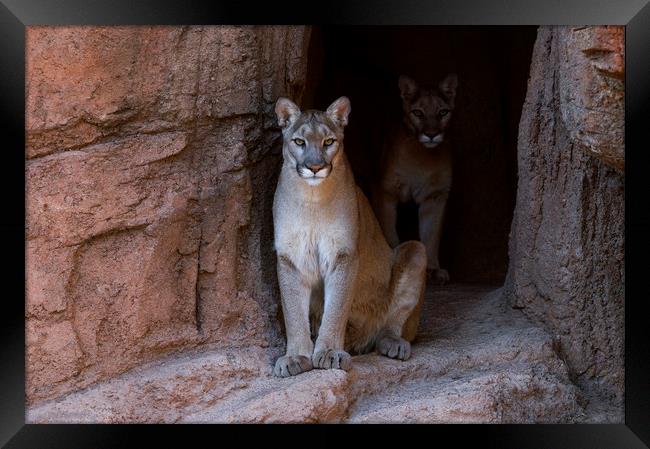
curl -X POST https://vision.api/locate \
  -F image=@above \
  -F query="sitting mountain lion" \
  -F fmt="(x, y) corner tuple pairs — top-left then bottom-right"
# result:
(272, 96), (427, 377)
(373, 73), (458, 285)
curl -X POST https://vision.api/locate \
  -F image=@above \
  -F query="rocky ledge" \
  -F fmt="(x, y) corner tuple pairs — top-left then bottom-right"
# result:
(27, 284), (620, 423)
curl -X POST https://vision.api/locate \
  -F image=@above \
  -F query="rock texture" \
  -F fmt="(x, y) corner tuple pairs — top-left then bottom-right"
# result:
(503, 26), (625, 417)
(26, 25), (311, 404)
(559, 26), (625, 172)
(30, 285), (616, 424)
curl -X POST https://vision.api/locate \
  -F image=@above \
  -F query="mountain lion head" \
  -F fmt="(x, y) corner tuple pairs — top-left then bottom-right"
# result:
(275, 96), (351, 186)
(398, 74), (458, 149)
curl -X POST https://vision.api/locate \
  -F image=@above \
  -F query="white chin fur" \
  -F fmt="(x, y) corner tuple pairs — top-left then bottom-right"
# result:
(422, 141), (440, 149)
(304, 177), (325, 186)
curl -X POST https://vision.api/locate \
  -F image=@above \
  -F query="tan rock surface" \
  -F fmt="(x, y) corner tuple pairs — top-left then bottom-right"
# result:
(28, 285), (617, 424)
(504, 26), (625, 414)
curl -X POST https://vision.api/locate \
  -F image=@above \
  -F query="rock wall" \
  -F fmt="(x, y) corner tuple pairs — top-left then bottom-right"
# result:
(504, 26), (624, 409)
(26, 25), (311, 404)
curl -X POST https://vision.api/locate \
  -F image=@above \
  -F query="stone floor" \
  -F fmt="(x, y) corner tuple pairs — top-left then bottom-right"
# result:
(27, 283), (622, 423)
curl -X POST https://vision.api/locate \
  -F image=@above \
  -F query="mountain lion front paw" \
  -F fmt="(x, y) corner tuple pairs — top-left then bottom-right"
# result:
(312, 349), (352, 371)
(273, 355), (313, 377)
(427, 268), (449, 285)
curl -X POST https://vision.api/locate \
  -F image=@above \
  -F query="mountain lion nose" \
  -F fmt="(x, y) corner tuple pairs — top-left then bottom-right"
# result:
(307, 162), (325, 172)
(425, 132), (438, 139)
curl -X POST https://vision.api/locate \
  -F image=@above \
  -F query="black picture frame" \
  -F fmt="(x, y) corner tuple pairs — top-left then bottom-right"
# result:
(2, 0), (648, 447)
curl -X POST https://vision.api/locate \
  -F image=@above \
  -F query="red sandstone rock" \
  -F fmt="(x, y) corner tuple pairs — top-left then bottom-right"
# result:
(559, 26), (625, 172)
(26, 25), (311, 404)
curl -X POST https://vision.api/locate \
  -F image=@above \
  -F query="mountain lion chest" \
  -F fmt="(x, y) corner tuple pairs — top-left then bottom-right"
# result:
(274, 190), (358, 282)
(382, 139), (452, 204)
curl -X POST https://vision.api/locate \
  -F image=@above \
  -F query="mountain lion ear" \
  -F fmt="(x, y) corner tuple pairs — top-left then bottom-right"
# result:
(326, 96), (351, 127)
(398, 75), (419, 102)
(275, 97), (301, 128)
(439, 73), (458, 105)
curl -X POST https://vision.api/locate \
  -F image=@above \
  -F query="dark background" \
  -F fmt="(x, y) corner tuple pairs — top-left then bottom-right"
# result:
(305, 26), (537, 283)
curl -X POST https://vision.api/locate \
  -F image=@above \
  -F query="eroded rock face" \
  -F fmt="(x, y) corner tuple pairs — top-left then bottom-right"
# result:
(559, 26), (625, 172)
(26, 25), (311, 404)
(504, 26), (625, 414)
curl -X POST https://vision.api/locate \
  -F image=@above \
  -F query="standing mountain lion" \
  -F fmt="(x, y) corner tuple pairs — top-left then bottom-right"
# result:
(373, 74), (458, 285)
(272, 96), (427, 377)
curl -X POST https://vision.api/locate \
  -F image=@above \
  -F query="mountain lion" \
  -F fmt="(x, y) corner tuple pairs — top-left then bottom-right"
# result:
(272, 96), (427, 377)
(373, 74), (458, 285)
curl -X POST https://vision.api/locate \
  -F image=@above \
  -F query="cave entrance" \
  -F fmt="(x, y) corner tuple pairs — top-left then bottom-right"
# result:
(303, 26), (537, 285)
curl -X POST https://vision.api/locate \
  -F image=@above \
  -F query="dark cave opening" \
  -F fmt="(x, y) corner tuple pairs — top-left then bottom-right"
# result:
(303, 26), (538, 284)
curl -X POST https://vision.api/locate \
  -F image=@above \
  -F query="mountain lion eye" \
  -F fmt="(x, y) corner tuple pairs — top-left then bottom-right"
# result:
(323, 138), (335, 146)
(292, 138), (305, 146)
(411, 110), (424, 118)
(438, 109), (450, 117)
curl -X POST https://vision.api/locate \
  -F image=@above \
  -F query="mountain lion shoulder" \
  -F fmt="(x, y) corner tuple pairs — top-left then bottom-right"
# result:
(272, 95), (427, 377)
(373, 73), (458, 285)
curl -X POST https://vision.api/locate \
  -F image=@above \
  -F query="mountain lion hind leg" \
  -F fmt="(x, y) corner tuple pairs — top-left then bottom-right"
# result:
(375, 241), (427, 361)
